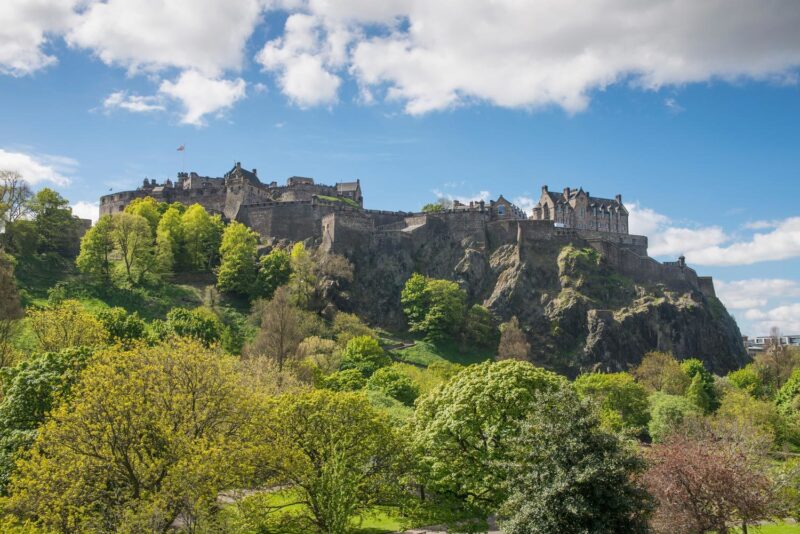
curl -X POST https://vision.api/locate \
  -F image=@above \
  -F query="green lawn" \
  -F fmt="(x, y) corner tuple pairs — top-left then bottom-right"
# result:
(317, 195), (362, 209)
(729, 523), (800, 533)
(393, 337), (494, 367)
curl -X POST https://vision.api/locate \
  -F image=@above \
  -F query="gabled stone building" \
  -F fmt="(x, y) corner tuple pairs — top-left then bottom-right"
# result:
(531, 186), (628, 234)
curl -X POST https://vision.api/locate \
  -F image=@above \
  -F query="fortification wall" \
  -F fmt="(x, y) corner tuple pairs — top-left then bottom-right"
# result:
(99, 187), (228, 216)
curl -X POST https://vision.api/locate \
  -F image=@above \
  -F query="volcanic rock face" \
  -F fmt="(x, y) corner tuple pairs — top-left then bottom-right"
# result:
(326, 216), (747, 376)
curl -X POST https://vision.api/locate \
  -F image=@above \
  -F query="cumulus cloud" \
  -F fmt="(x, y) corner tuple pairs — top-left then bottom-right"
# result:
(627, 201), (727, 258)
(0, 0), (78, 76)
(687, 217), (800, 266)
(0, 148), (75, 185)
(71, 200), (99, 223)
(103, 91), (165, 113)
(433, 188), (492, 205)
(744, 304), (800, 335)
(158, 71), (247, 126)
(716, 279), (800, 310)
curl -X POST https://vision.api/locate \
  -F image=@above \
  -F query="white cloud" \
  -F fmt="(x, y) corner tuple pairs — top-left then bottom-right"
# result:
(664, 97), (684, 113)
(743, 219), (780, 230)
(0, 148), (75, 185)
(687, 217), (800, 266)
(744, 304), (800, 335)
(66, 0), (265, 76)
(433, 188), (492, 205)
(627, 201), (727, 257)
(716, 279), (800, 310)
(71, 200), (99, 223)
(103, 91), (165, 113)
(158, 71), (247, 126)
(0, 0), (78, 76)
(513, 196), (536, 214)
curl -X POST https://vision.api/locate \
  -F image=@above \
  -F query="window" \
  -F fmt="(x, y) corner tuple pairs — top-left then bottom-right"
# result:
(497, 205), (506, 216)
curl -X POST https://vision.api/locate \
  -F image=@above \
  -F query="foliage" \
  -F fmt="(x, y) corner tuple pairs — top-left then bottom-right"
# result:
(26, 300), (107, 352)
(461, 305), (497, 349)
(289, 242), (317, 308)
(155, 205), (184, 272)
(0, 170), (32, 223)
(123, 196), (163, 235)
(401, 273), (467, 342)
(0, 251), (23, 367)
(297, 336), (340, 375)
(111, 212), (156, 285)
(421, 202), (446, 213)
(247, 287), (305, 371)
(75, 215), (114, 285)
(681, 357), (720, 412)
(754, 342), (800, 394)
(255, 247), (291, 299)
(4, 339), (259, 533)
(321, 369), (367, 392)
(181, 203), (224, 271)
(26, 188), (81, 258)
(574, 372), (650, 435)
(217, 221), (259, 294)
(0, 347), (92, 493)
(643, 429), (778, 534)
(164, 306), (223, 346)
(411, 360), (566, 516)
(332, 312), (375, 346)
(95, 306), (146, 346)
(715, 388), (789, 447)
(497, 316), (529, 361)
(259, 390), (406, 533)
(633, 351), (691, 395)
(367, 365), (420, 406)
(776, 368), (800, 416)
(727, 364), (768, 399)
(499, 387), (652, 534)
(647, 392), (703, 443)
(340, 336), (390, 377)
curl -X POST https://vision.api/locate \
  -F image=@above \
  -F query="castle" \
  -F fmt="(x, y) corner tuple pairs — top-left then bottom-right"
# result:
(99, 163), (715, 298)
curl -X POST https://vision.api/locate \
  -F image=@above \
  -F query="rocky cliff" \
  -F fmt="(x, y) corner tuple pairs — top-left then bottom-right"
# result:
(323, 215), (747, 376)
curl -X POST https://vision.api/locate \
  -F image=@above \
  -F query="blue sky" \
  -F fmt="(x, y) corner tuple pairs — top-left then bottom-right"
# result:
(1, 0), (799, 336)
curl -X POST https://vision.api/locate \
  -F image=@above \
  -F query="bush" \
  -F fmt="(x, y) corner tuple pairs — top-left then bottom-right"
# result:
(648, 393), (702, 443)
(165, 307), (223, 346)
(574, 372), (650, 435)
(339, 336), (390, 377)
(96, 307), (146, 345)
(321, 369), (366, 392)
(367, 366), (420, 405)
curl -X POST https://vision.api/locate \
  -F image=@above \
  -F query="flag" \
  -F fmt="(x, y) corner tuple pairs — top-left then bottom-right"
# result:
(177, 145), (185, 152)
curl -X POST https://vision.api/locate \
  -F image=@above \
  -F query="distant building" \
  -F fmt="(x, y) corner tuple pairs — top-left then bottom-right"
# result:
(531, 186), (628, 234)
(743, 334), (800, 356)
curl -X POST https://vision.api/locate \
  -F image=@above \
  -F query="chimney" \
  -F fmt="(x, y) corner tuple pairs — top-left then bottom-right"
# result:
(615, 194), (622, 204)
(236, 161), (241, 169)
(563, 187), (570, 198)
(541, 185), (548, 194)
(252, 168), (257, 176)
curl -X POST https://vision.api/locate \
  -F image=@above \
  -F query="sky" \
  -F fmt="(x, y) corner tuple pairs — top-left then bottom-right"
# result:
(1, 0), (799, 337)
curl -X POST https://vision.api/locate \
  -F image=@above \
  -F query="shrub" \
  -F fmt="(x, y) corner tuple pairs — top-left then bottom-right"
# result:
(367, 366), (420, 405)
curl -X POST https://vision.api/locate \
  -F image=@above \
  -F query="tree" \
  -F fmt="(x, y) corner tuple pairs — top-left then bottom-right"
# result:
(255, 247), (292, 299)
(155, 205), (184, 272)
(26, 300), (107, 352)
(4, 339), (259, 532)
(331, 312), (375, 346)
(500, 387), (652, 534)
(754, 329), (800, 394)
(124, 196), (162, 235)
(111, 212), (156, 284)
(259, 390), (405, 533)
(716, 388), (788, 448)
(632, 351), (691, 395)
(0, 347), (92, 492)
(462, 304), (497, 349)
(367, 365), (420, 406)
(727, 364), (768, 399)
(681, 358), (719, 412)
(497, 316), (529, 361)
(27, 188), (81, 257)
(297, 336), (341, 374)
(647, 392), (703, 443)
(339, 335), (389, 377)
(421, 199), (452, 213)
(401, 273), (466, 342)
(76, 215), (115, 284)
(164, 306), (223, 346)
(217, 221), (259, 294)
(0, 251), (23, 367)
(411, 360), (566, 516)
(247, 287), (304, 371)
(0, 170), (32, 223)
(321, 369), (367, 392)
(182, 204), (223, 271)
(574, 372), (650, 435)
(289, 242), (317, 308)
(95, 307), (146, 346)
(644, 430), (777, 534)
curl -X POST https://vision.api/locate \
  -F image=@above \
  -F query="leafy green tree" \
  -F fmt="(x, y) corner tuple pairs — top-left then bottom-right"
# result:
(111, 212), (156, 285)
(26, 300), (107, 352)
(124, 196), (162, 235)
(217, 221), (259, 294)
(26, 188), (81, 257)
(462, 304), (497, 349)
(727, 364), (768, 399)
(182, 204), (223, 271)
(687, 373), (714, 413)
(401, 273), (467, 341)
(574, 372), (650, 435)
(76, 215), (115, 284)
(367, 365), (420, 405)
(332, 312), (375, 346)
(255, 247), (292, 298)
(164, 306), (223, 346)
(648, 392), (702, 443)
(259, 390), (406, 533)
(716, 388), (789, 447)
(500, 387), (652, 534)
(289, 242), (317, 308)
(95, 307), (146, 346)
(321, 369), (366, 392)
(155, 205), (184, 272)
(0, 251), (23, 368)
(0, 347), (92, 492)
(411, 360), (566, 517)
(4, 339), (258, 532)
(632, 351), (691, 395)
(339, 335), (390, 377)
(681, 358), (719, 412)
